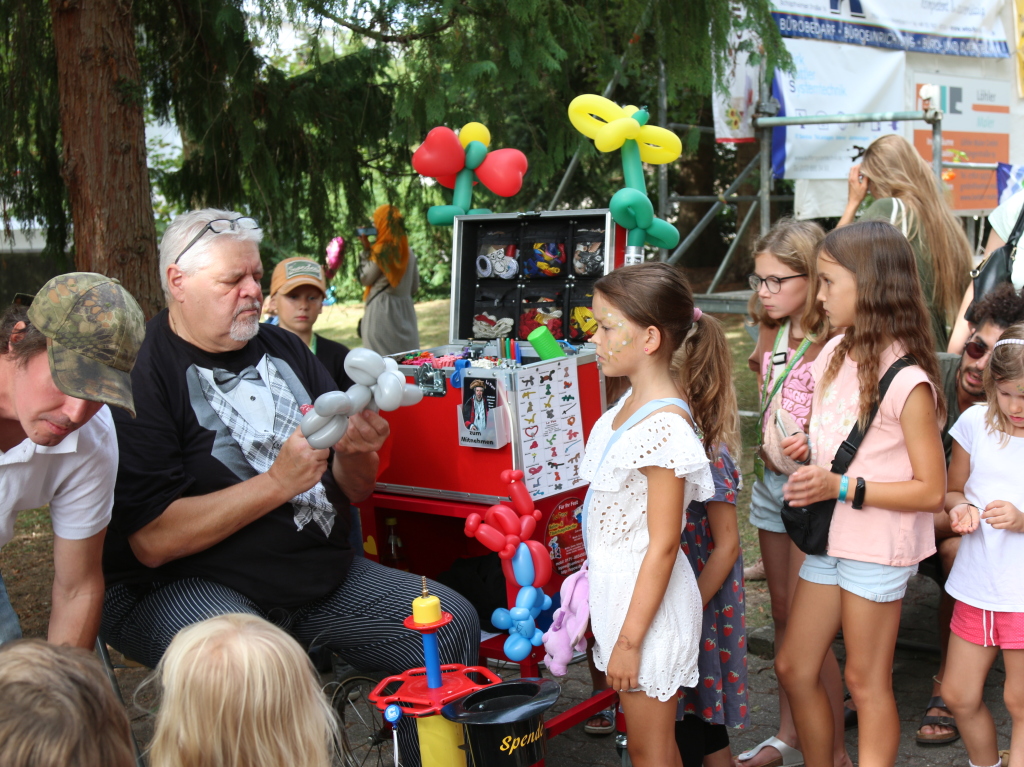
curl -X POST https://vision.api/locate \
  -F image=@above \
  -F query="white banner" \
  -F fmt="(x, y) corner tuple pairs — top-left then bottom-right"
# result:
(772, 0), (1008, 58)
(771, 39), (905, 179)
(711, 17), (759, 144)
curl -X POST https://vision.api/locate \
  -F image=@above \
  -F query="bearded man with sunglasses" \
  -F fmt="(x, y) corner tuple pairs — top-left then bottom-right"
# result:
(100, 210), (478, 764)
(911, 282), (1024, 745)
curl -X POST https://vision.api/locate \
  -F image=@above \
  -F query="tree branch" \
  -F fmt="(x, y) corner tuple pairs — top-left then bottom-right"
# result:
(308, 4), (460, 44)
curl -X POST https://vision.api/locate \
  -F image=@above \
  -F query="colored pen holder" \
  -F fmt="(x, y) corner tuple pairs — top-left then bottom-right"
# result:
(527, 326), (565, 360)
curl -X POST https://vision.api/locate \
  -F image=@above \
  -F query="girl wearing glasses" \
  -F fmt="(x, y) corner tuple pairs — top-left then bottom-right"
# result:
(940, 324), (1024, 767)
(738, 218), (850, 767)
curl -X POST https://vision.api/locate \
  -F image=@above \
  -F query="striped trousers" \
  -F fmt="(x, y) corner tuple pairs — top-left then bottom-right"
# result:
(102, 556), (480, 766)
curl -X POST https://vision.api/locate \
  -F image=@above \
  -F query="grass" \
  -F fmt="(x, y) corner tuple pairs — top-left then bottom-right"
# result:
(312, 299), (452, 350)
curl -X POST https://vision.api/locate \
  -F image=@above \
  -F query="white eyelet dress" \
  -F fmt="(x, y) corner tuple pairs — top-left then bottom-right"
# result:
(579, 397), (715, 701)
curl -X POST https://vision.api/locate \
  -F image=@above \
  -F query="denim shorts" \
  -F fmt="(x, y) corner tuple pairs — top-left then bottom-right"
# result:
(799, 553), (918, 603)
(748, 467), (788, 534)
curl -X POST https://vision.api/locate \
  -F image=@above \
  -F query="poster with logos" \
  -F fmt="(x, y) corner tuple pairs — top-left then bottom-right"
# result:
(772, 0), (1008, 58)
(544, 496), (587, 578)
(515, 359), (586, 500)
(711, 7), (759, 144)
(770, 38), (905, 179)
(912, 73), (1010, 212)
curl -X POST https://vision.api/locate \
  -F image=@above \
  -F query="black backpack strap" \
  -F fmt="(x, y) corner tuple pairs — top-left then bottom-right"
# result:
(1006, 196), (1024, 249)
(830, 356), (915, 475)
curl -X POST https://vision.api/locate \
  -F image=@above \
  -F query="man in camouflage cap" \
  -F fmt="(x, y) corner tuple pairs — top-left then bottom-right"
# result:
(0, 273), (144, 648)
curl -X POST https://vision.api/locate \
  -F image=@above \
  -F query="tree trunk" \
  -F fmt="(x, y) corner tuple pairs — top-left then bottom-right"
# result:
(49, 0), (163, 317)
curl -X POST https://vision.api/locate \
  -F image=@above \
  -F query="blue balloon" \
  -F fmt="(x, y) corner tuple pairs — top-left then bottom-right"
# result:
(511, 543), (535, 587)
(509, 606), (531, 622)
(491, 607), (512, 630)
(504, 634), (532, 661)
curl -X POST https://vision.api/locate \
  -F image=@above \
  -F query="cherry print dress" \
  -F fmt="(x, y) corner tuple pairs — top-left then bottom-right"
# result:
(580, 395), (714, 701)
(677, 448), (749, 728)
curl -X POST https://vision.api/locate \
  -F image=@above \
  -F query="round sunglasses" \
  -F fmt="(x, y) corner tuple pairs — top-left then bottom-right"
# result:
(964, 339), (990, 360)
(748, 273), (808, 294)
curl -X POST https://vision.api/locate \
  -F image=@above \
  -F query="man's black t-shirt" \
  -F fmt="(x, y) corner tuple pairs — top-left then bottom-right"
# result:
(314, 333), (356, 391)
(103, 311), (354, 611)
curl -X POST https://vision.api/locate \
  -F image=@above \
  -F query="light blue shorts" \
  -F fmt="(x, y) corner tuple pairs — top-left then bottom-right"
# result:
(748, 467), (788, 534)
(799, 553), (918, 603)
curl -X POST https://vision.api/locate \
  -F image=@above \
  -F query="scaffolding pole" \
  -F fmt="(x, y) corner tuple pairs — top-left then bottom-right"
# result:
(665, 153), (761, 265)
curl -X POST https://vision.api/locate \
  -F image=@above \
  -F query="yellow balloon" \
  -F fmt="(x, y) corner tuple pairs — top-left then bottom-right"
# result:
(567, 95), (631, 145)
(459, 122), (491, 148)
(594, 118), (640, 153)
(635, 125), (683, 165)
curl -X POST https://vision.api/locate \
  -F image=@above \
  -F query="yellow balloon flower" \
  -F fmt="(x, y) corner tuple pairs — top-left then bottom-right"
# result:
(567, 94), (681, 165)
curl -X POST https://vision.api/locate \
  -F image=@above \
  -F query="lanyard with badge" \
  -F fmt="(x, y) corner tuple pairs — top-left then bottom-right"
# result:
(754, 320), (811, 482)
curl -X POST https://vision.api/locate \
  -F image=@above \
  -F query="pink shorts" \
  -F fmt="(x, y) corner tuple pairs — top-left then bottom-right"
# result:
(951, 601), (1024, 649)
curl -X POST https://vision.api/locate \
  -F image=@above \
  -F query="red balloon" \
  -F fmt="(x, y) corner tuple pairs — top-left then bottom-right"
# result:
(507, 481), (535, 518)
(501, 557), (516, 582)
(475, 148), (529, 198)
(436, 174), (458, 190)
(500, 543), (517, 560)
(465, 514), (482, 535)
(412, 127), (465, 179)
(500, 469), (524, 483)
(472, 523), (507, 553)
(485, 504), (521, 536)
(525, 539), (552, 588)
(519, 515), (536, 541)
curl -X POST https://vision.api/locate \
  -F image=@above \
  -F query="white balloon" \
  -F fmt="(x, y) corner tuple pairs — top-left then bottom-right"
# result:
(374, 373), (404, 411)
(344, 348), (386, 386)
(300, 409), (333, 438)
(307, 415), (349, 449)
(346, 384), (373, 413)
(401, 383), (424, 407)
(383, 357), (399, 373)
(313, 390), (352, 417)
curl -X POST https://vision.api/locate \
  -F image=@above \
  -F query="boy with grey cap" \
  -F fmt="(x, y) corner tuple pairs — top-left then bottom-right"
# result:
(0, 273), (145, 648)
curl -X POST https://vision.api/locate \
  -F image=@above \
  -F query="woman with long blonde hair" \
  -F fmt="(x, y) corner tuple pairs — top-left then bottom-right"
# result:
(840, 134), (972, 350)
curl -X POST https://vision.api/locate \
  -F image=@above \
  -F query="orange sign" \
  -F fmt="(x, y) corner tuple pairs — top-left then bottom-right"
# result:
(912, 75), (1011, 213)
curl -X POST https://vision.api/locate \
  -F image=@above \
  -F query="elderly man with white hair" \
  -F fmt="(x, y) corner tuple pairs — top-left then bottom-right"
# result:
(101, 210), (479, 766)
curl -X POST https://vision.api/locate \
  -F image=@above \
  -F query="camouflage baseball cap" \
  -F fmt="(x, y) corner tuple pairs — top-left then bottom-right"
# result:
(27, 273), (146, 417)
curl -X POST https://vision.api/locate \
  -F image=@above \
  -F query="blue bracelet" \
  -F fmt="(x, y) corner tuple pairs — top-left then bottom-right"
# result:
(838, 474), (849, 503)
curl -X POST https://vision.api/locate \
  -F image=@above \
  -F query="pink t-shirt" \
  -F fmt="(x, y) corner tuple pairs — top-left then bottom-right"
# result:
(808, 336), (937, 567)
(748, 323), (828, 432)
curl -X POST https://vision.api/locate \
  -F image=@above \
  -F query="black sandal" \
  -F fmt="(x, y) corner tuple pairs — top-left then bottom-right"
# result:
(843, 691), (857, 731)
(915, 695), (960, 745)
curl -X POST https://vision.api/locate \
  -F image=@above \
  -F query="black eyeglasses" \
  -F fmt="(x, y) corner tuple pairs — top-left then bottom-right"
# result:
(965, 339), (991, 360)
(748, 273), (808, 294)
(174, 217), (261, 264)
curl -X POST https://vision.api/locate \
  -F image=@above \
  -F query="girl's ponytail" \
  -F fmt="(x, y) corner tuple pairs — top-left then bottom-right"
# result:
(673, 311), (740, 458)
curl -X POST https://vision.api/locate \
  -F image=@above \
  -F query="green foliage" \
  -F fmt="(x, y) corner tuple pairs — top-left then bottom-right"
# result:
(1, 0), (788, 288)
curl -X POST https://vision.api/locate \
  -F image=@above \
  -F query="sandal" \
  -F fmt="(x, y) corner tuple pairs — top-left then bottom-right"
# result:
(843, 691), (857, 730)
(737, 736), (804, 767)
(915, 695), (960, 745)
(584, 705), (615, 736)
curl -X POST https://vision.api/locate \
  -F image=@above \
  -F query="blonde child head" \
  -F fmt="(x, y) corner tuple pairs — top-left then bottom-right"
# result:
(148, 613), (340, 767)
(0, 640), (135, 767)
(748, 217), (829, 340)
(984, 322), (1024, 441)
(593, 262), (739, 457)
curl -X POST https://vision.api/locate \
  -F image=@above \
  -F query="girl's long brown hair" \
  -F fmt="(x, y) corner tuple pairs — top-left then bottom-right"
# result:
(860, 135), (972, 324)
(818, 220), (946, 428)
(748, 217), (830, 340)
(594, 263), (739, 457)
(984, 322), (1024, 444)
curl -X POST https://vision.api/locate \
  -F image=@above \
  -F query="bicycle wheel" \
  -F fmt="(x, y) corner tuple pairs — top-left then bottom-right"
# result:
(328, 674), (394, 767)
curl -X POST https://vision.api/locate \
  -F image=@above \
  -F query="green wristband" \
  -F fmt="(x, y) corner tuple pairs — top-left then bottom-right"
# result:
(838, 474), (850, 503)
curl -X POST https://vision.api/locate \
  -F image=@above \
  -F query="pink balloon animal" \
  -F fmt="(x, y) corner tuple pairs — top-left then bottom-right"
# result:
(541, 561), (589, 676)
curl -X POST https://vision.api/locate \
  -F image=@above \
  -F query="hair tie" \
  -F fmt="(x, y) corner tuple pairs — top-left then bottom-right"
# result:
(994, 338), (1024, 349)
(693, 307), (703, 322)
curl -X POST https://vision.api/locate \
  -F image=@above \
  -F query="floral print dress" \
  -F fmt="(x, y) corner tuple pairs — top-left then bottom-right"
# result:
(677, 447), (750, 728)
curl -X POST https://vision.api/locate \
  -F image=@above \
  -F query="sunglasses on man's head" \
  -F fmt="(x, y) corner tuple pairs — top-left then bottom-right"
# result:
(174, 217), (261, 264)
(965, 340), (990, 360)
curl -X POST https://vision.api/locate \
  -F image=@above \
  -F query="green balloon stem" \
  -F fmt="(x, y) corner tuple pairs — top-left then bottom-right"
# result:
(631, 108), (649, 126)
(622, 140), (645, 193)
(452, 167), (475, 211)
(464, 141), (488, 170)
(626, 227), (647, 248)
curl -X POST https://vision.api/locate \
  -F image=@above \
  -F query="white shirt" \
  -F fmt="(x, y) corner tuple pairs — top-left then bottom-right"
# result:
(986, 190), (1024, 291)
(198, 356), (275, 432)
(945, 404), (1024, 612)
(0, 406), (118, 547)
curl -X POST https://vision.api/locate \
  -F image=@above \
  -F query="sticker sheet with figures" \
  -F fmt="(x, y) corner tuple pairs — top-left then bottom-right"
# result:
(516, 358), (585, 499)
